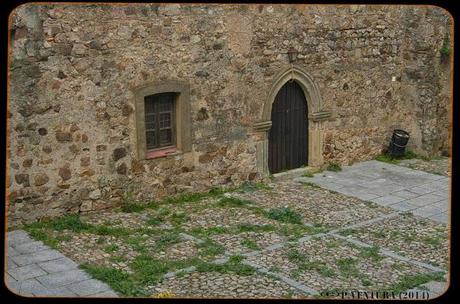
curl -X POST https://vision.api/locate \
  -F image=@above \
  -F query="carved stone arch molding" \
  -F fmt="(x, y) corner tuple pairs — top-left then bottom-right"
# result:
(253, 65), (332, 174)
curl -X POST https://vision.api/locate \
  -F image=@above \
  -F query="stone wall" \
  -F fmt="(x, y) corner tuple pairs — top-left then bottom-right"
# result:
(7, 4), (452, 226)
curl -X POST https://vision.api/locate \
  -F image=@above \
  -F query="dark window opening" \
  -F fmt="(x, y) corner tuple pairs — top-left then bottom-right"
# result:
(144, 93), (176, 150)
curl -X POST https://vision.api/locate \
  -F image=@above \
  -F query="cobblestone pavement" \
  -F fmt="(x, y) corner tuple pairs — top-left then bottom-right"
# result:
(295, 160), (449, 223)
(5, 161), (449, 299)
(398, 157), (450, 177)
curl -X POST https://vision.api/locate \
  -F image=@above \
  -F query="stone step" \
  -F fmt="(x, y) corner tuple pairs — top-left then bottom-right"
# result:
(272, 166), (319, 181)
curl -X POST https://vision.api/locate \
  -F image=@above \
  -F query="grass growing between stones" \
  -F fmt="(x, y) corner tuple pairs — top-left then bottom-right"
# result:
(197, 239), (226, 258)
(103, 244), (119, 253)
(268, 266), (282, 273)
(216, 197), (253, 208)
(25, 229), (68, 249)
(120, 201), (147, 213)
(19, 180), (449, 298)
(126, 235), (150, 254)
(25, 214), (132, 238)
(241, 238), (260, 250)
(161, 188), (225, 205)
(118, 186), (232, 214)
(23, 213), (187, 257)
(189, 224), (277, 239)
(170, 212), (190, 226)
(195, 255), (256, 276)
(375, 150), (420, 165)
(79, 263), (147, 297)
(236, 181), (273, 193)
(110, 255), (127, 263)
(23, 215), (93, 248)
(385, 272), (445, 294)
(237, 223), (277, 233)
(358, 246), (384, 263)
(336, 258), (361, 278)
(189, 226), (231, 237)
(267, 207), (303, 224)
(146, 216), (165, 226)
(155, 231), (182, 250)
(299, 181), (322, 189)
(279, 224), (327, 241)
(375, 154), (400, 164)
(287, 248), (336, 279)
(81, 253), (212, 297)
(130, 255), (198, 284)
(326, 163), (342, 172)
(423, 236), (443, 247)
(25, 214), (91, 232)
(121, 181), (275, 213)
(302, 171), (315, 177)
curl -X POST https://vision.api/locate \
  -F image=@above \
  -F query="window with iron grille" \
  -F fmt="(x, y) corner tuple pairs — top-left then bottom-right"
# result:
(144, 93), (176, 150)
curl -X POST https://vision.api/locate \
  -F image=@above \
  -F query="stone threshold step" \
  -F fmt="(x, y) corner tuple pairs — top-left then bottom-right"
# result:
(272, 166), (320, 181)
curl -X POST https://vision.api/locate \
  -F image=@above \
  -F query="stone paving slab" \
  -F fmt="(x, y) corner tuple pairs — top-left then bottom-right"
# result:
(8, 230), (34, 246)
(372, 195), (406, 206)
(411, 205), (446, 218)
(427, 213), (448, 223)
(35, 269), (91, 288)
(11, 249), (65, 266)
(8, 264), (48, 281)
(18, 278), (78, 297)
(8, 257), (19, 269)
(38, 257), (80, 273)
(5, 230), (118, 297)
(66, 279), (112, 296)
(294, 160), (450, 223)
(91, 290), (120, 297)
(421, 280), (448, 295)
(14, 241), (50, 255)
(406, 278), (449, 299)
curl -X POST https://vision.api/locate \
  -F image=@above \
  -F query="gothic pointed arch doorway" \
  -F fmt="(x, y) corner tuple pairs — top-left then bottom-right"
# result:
(252, 65), (332, 176)
(268, 80), (308, 173)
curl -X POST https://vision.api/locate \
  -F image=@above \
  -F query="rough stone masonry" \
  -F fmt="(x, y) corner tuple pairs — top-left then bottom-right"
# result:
(7, 4), (452, 226)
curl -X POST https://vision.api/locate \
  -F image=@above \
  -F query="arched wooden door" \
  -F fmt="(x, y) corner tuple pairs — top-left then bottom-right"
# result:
(268, 81), (308, 174)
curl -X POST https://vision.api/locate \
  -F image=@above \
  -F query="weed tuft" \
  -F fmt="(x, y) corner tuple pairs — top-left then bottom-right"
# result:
(267, 207), (302, 224)
(240, 238), (260, 250)
(326, 163), (342, 172)
(197, 239), (226, 257)
(237, 224), (276, 233)
(359, 246), (384, 262)
(386, 272), (446, 293)
(217, 197), (253, 208)
(156, 231), (181, 249)
(237, 181), (272, 193)
(121, 192), (146, 213)
(146, 216), (164, 226)
(195, 255), (256, 276)
(103, 244), (119, 253)
(300, 181), (321, 189)
(79, 264), (147, 296)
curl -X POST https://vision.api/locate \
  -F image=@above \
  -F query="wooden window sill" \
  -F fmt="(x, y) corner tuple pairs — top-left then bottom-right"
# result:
(145, 147), (179, 159)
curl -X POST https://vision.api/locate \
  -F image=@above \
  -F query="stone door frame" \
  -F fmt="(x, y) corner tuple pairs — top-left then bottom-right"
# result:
(253, 65), (332, 175)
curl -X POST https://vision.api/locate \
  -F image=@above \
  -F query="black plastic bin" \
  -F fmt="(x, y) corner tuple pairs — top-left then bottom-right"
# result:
(388, 129), (410, 158)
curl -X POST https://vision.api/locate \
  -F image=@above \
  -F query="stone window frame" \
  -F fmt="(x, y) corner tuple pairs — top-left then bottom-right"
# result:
(134, 80), (192, 160)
